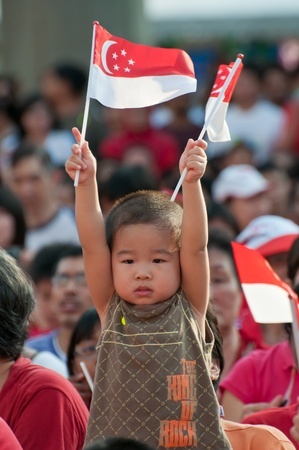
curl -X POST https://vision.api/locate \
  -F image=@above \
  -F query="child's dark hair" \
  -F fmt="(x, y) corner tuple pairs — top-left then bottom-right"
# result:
(105, 190), (183, 251)
(84, 437), (155, 450)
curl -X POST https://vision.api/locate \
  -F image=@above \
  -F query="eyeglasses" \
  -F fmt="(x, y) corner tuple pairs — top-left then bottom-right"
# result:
(52, 272), (87, 287)
(74, 345), (97, 359)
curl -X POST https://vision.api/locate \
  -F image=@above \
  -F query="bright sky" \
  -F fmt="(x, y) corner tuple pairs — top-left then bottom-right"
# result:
(144, 0), (299, 19)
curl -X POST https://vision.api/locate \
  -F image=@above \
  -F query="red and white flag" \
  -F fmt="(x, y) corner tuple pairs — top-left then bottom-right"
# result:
(231, 242), (298, 324)
(205, 58), (243, 142)
(87, 22), (197, 109)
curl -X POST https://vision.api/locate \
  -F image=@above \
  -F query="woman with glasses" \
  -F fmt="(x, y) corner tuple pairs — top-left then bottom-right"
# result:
(67, 308), (101, 408)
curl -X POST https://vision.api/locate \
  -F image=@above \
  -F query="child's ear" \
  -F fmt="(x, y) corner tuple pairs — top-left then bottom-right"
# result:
(210, 361), (220, 381)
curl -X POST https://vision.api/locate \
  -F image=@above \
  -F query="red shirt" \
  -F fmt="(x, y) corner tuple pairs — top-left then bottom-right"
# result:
(220, 341), (299, 404)
(0, 357), (89, 450)
(243, 403), (299, 450)
(0, 418), (22, 450)
(99, 128), (179, 177)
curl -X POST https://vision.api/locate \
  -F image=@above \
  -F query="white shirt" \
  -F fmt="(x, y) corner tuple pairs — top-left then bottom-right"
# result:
(206, 100), (284, 164)
(25, 207), (80, 251)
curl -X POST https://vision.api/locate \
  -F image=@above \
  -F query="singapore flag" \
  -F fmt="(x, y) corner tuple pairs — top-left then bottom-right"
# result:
(205, 60), (243, 142)
(86, 22), (197, 109)
(232, 242), (298, 324)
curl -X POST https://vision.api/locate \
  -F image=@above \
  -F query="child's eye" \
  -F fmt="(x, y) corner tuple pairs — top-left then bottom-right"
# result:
(153, 259), (164, 263)
(123, 259), (134, 264)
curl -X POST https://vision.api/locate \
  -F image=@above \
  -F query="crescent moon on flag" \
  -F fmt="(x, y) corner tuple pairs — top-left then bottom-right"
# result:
(101, 40), (117, 74)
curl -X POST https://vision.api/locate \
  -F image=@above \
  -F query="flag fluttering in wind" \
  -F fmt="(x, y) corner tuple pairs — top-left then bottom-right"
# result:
(232, 241), (299, 367)
(232, 242), (298, 324)
(170, 54), (243, 201)
(205, 57), (243, 142)
(74, 21), (197, 186)
(87, 22), (197, 109)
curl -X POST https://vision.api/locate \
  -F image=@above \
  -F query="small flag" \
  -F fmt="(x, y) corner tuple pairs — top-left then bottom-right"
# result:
(205, 58), (243, 142)
(231, 242), (297, 324)
(87, 22), (197, 109)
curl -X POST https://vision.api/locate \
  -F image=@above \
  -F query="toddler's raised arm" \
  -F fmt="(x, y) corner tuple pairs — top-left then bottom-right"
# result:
(179, 138), (209, 336)
(65, 127), (113, 319)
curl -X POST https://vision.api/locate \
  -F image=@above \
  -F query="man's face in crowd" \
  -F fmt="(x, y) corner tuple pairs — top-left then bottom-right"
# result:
(10, 156), (53, 212)
(52, 256), (93, 328)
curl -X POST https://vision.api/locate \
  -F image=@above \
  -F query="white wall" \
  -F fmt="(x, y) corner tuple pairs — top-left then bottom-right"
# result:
(144, 0), (299, 19)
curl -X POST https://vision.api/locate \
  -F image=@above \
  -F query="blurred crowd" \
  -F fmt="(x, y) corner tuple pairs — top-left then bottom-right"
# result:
(1, 58), (299, 449)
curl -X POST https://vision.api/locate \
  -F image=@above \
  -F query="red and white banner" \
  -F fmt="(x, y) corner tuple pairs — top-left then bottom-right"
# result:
(87, 22), (197, 109)
(232, 242), (298, 324)
(205, 58), (243, 142)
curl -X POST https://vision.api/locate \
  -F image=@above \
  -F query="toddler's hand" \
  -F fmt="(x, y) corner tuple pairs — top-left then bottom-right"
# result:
(179, 138), (207, 184)
(65, 127), (97, 185)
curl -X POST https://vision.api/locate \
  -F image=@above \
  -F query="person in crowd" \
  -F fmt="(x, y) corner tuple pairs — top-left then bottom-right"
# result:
(0, 97), (20, 183)
(8, 144), (80, 255)
(236, 214), (299, 350)
(18, 93), (75, 167)
(208, 230), (261, 382)
(220, 235), (299, 424)
(207, 200), (240, 240)
(274, 63), (299, 159)
(67, 308), (101, 407)
(207, 298), (296, 450)
(288, 164), (299, 225)
(98, 107), (180, 182)
(26, 245), (93, 366)
(40, 62), (105, 153)
(237, 215), (299, 282)
(27, 242), (74, 337)
(211, 164), (271, 232)
(0, 185), (26, 252)
(0, 248), (89, 450)
(0, 417), (22, 450)
(66, 127), (232, 449)
(212, 139), (256, 172)
(259, 162), (293, 219)
(236, 240), (299, 448)
(99, 164), (160, 217)
(160, 94), (203, 152)
(207, 64), (285, 164)
(261, 63), (291, 108)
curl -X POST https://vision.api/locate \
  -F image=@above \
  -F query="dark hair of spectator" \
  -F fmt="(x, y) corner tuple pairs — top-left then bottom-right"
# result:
(100, 165), (159, 203)
(52, 244), (83, 274)
(207, 200), (240, 236)
(0, 249), (35, 360)
(53, 63), (87, 95)
(29, 243), (76, 283)
(18, 93), (60, 135)
(11, 143), (53, 171)
(0, 186), (26, 247)
(206, 301), (224, 392)
(67, 308), (100, 376)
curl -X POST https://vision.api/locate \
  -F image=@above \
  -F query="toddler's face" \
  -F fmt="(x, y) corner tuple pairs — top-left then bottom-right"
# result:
(111, 223), (180, 305)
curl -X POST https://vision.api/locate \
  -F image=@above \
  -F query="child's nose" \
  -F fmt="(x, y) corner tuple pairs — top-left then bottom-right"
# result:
(135, 265), (151, 279)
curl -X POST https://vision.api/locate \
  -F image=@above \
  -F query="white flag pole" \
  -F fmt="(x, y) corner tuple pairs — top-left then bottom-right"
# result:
(170, 53), (244, 202)
(79, 361), (94, 392)
(74, 22), (98, 187)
